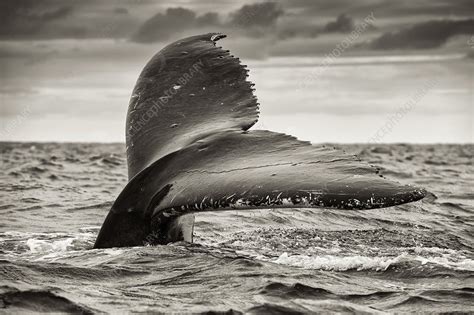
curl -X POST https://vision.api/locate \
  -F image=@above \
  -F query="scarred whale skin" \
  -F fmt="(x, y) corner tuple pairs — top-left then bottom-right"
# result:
(94, 33), (426, 249)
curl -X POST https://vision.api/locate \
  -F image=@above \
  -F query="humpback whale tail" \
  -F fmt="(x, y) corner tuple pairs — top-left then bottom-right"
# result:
(94, 33), (426, 249)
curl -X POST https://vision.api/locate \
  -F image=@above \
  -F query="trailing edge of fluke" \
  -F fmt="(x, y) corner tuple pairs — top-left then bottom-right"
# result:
(94, 33), (426, 249)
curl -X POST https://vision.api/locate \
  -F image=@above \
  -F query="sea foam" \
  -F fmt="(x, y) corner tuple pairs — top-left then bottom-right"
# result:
(274, 252), (474, 271)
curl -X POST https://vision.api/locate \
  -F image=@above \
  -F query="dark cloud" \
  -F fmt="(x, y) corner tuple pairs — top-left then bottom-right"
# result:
(281, 0), (474, 19)
(0, 0), (144, 40)
(0, 0), (142, 40)
(196, 12), (220, 26)
(132, 7), (219, 43)
(132, 2), (285, 43)
(275, 13), (374, 40)
(372, 0), (474, 18)
(324, 14), (355, 33)
(276, 24), (320, 40)
(0, 1), (73, 39)
(228, 2), (283, 27)
(0, 1), (70, 22)
(0, 0), (472, 59)
(114, 7), (129, 15)
(371, 19), (474, 49)
(38, 6), (73, 20)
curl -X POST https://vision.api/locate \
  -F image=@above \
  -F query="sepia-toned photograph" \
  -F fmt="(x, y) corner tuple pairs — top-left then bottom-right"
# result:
(1, 0), (473, 313)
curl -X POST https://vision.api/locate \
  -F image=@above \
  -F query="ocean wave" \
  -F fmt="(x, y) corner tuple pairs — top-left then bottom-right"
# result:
(247, 300), (385, 314)
(26, 238), (77, 254)
(273, 252), (474, 272)
(0, 231), (96, 257)
(0, 287), (95, 314)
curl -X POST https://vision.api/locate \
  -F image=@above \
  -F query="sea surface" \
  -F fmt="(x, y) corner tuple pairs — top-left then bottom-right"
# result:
(0, 142), (473, 313)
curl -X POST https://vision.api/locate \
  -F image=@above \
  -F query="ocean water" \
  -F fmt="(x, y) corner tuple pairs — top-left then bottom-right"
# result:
(0, 142), (473, 313)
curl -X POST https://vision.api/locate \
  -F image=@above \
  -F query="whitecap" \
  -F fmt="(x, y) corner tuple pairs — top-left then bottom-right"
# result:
(273, 252), (474, 272)
(273, 252), (400, 271)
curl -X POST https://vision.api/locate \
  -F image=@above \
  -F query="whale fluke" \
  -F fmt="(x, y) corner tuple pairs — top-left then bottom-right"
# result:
(94, 33), (426, 249)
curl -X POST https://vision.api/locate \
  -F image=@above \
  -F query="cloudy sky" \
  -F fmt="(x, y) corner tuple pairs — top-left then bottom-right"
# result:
(1, 0), (473, 142)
